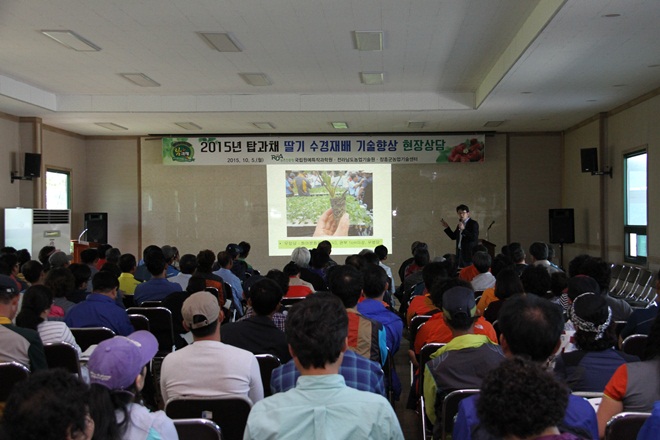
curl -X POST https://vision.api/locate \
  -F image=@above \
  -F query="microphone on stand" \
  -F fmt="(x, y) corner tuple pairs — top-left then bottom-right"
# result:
(78, 228), (88, 243)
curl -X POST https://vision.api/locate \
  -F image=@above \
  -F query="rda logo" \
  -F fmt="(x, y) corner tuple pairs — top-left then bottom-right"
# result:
(171, 141), (194, 162)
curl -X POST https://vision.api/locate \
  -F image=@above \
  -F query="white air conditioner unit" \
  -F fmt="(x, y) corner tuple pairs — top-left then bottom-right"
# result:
(4, 208), (72, 257)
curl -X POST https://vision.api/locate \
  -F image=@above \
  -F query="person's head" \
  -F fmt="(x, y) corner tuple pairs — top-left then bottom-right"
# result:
(15, 285), (54, 330)
(374, 245), (388, 262)
(68, 263), (92, 290)
(216, 251), (233, 269)
(16, 248), (31, 265)
(360, 251), (380, 266)
(0, 275), (19, 318)
(471, 251), (491, 274)
(178, 253), (197, 275)
(430, 277), (472, 309)
(327, 264), (363, 308)
(566, 275), (601, 302)
(238, 241), (251, 258)
(569, 293), (616, 351)
(498, 294), (564, 362)
(494, 268), (524, 301)
(456, 204), (470, 221)
(44, 267), (75, 298)
(520, 264), (552, 297)
(361, 264), (388, 299)
(3, 369), (93, 440)
(48, 251), (71, 270)
(568, 254), (591, 278)
(0, 253), (19, 276)
(413, 248), (430, 268)
(21, 260), (45, 284)
(225, 243), (242, 259)
(547, 244), (556, 262)
(195, 249), (216, 273)
(285, 292), (348, 369)
(105, 248), (121, 265)
(265, 269), (289, 296)
(91, 271), (119, 295)
(442, 287), (477, 331)
(549, 271), (568, 298)
(144, 247), (166, 277)
(283, 261), (302, 277)
(490, 253), (514, 277)
(528, 242), (548, 261)
(509, 242), (526, 264)
(344, 254), (367, 271)
(80, 248), (99, 265)
(477, 357), (569, 439)
(249, 278), (283, 316)
(317, 240), (332, 256)
(161, 245), (176, 264)
(100, 262), (121, 281)
(97, 244), (113, 259)
(291, 247), (311, 267)
(185, 275), (207, 293)
(182, 291), (222, 338)
(422, 261), (451, 291)
(118, 253), (137, 274)
(38, 245), (56, 266)
(577, 257), (611, 293)
(310, 248), (331, 269)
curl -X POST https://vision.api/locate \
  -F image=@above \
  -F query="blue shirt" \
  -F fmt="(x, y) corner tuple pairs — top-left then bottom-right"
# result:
(134, 278), (181, 305)
(637, 400), (660, 440)
(452, 393), (599, 440)
(213, 268), (244, 316)
(245, 374), (403, 440)
(65, 293), (134, 336)
(270, 349), (386, 397)
(356, 298), (403, 354)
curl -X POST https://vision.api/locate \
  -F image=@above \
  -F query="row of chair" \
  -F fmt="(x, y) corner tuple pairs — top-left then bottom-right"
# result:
(609, 264), (657, 307)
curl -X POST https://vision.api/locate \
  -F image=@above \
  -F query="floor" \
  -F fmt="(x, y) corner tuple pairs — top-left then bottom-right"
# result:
(394, 332), (424, 439)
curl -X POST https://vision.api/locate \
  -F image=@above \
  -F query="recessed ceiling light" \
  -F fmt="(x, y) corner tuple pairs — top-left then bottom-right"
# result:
(407, 121), (425, 130)
(120, 73), (161, 87)
(197, 32), (242, 52)
(175, 122), (203, 130)
(239, 73), (272, 86)
(587, 99), (598, 102)
(354, 31), (383, 51)
(360, 72), (384, 85)
(331, 122), (349, 129)
(483, 121), (504, 127)
(521, 91), (533, 94)
(41, 30), (101, 51)
(602, 13), (621, 18)
(95, 122), (128, 131)
(253, 122), (276, 129)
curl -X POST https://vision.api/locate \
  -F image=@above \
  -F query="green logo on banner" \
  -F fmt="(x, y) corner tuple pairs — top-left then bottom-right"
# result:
(171, 141), (195, 162)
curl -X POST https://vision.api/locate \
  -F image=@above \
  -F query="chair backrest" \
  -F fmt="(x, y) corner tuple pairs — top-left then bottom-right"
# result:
(610, 266), (631, 295)
(43, 342), (81, 375)
(140, 300), (163, 307)
(173, 418), (222, 440)
(441, 389), (480, 440)
(0, 361), (30, 401)
(621, 334), (648, 358)
(255, 353), (281, 397)
(126, 306), (174, 355)
(70, 327), (116, 352)
(409, 314), (432, 344)
(418, 342), (446, 388)
(166, 397), (252, 440)
(605, 411), (651, 440)
(128, 313), (150, 332)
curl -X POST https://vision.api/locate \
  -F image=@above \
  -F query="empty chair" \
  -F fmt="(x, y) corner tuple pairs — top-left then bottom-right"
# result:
(614, 267), (641, 298)
(255, 353), (281, 397)
(70, 327), (115, 352)
(43, 342), (82, 375)
(605, 412), (651, 440)
(621, 334), (648, 358)
(128, 313), (150, 332)
(0, 362), (30, 402)
(610, 266), (631, 296)
(173, 418), (222, 440)
(127, 306), (175, 356)
(166, 397), (252, 440)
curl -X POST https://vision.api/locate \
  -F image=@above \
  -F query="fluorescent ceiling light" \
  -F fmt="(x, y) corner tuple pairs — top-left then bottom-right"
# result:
(354, 31), (383, 51)
(331, 122), (349, 129)
(360, 72), (384, 85)
(175, 122), (203, 130)
(483, 121), (504, 127)
(198, 32), (242, 52)
(407, 121), (425, 130)
(41, 30), (101, 51)
(120, 73), (161, 87)
(95, 122), (128, 131)
(253, 122), (276, 129)
(239, 73), (272, 86)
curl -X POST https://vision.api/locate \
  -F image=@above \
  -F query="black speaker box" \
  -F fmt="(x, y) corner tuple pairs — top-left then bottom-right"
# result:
(580, 148), (598, 173)
(549, 209), (575, 244)
(24, 153), (42, 177)
(84, 212), (108, 244)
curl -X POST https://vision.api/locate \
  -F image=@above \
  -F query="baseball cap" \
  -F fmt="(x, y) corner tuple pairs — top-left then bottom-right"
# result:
(567, 275), (600, 301)
(226, 243), (243, 258)
(182, 291), (221, 329)
(88, 331), (158, 390)
(0, 275), (17, 296)
(442, 287), (476, 320)
(48, 251), (72, 267)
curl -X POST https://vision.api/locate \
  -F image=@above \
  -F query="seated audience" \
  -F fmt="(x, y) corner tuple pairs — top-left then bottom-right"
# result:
(118, 253), (142, 296)
(2, 369), (94, 440)
(482, 268), (524, 324)
(290, 247), (326, 291)
(521, 264), (553, 298)
(44, 267), (76, 317)
(134, 245), (159, 282)
(477, 357), (581, 440)
(134, 247), (180, 305)
(406, 261), (449, 325)
(88, 331), (177, 440)
(80, 248), (100, 291)
(67, 263), (92, 303)
(240, 269), (287, 332)
(554, 293), (638, 392)
(192, 249), (225, 305)
(20, 260), (45, 287)
(475, 253), (515, 316)
(374, 244), (396, 298)
(469, 251), (496, 291)
(213, 251), (244, 315)
(529, 242), (564, 274)
(159, 291), (263, 405)
(283, 261), (314, 297)
(578, 256), (632, 321)
(161, 245), (180, 278)
(167, 253), (196, 292)
(243, 293), (404, 440)
(509, 242), (528, 276)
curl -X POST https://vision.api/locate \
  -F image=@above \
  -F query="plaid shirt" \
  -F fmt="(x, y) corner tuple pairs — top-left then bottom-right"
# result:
(270, 349), (385, 397)
(240, 307), (286, 332)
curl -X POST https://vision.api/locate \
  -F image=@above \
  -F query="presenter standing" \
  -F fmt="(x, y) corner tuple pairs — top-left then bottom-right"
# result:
(441, 204), (479, 268)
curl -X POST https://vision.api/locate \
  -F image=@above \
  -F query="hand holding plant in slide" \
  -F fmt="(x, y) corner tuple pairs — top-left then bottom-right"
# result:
(319, 171), (349, 231)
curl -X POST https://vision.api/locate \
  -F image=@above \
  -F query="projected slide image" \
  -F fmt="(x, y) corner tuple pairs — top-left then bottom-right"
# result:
(268, 164), (392, 256)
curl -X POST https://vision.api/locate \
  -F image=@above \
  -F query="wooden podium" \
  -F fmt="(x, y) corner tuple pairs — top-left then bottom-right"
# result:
(71, 240), (100, 264)
(479, 239), (496, 259)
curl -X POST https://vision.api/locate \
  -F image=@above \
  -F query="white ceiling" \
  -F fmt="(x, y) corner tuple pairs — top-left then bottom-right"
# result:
(1, 0), (659, 136)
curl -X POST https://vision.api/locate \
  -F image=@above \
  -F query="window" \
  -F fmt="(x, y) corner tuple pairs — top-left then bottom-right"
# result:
(623, 150), (647, 264)
(46, 168), (71, 210)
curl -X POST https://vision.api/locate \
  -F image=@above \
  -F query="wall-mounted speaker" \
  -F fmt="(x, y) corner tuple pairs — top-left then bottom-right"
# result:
(549, 209), (575, 244)
(24, 153), (42, 178)
(84, 212), (108, 244)
(580, 148), (598, 173)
